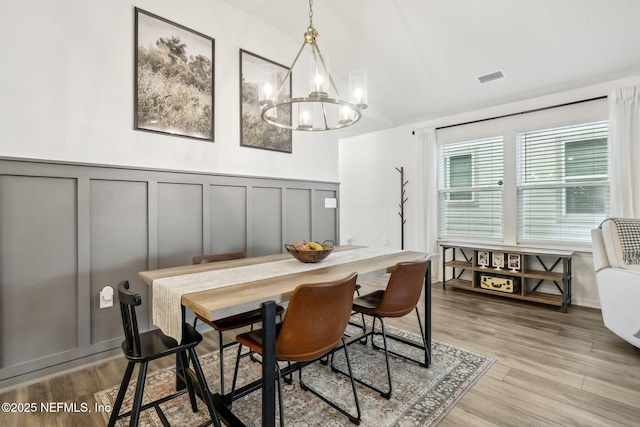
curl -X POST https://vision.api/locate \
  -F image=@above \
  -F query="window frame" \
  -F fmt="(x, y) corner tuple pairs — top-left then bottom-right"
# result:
(515, 120), (609, 245)
(435, 98), (609, 249)
(437, 135), (505, 242)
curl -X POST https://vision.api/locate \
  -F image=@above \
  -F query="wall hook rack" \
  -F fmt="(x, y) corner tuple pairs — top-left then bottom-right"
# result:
(396, 166), (408, 249)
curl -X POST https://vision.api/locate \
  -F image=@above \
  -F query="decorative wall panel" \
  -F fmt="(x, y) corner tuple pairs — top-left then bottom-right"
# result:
(252, 187), (282, 256)
(158, 182), (203, 268)
(90, 179), (149, 343)
(315, 189), (338, 243)
(210, 185), (247, 254)
(0, 158), (339, 388)
(286, 188), (311, 243)
(0, 176), (78, 368)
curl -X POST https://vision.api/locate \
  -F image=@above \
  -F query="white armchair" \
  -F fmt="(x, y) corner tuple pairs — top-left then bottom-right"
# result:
(591, 218), (640, 348)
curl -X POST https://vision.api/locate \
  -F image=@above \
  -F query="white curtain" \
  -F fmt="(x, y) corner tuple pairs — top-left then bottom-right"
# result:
(609, 86), (640, 217)
(416, 127), (439, 279)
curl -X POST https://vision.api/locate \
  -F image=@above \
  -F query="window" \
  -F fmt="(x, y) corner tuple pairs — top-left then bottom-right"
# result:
(517, 121), (609, 243)
(564, 138), (607, 214)
(438, 136), (504, 240)
(449, 154), (472, 201)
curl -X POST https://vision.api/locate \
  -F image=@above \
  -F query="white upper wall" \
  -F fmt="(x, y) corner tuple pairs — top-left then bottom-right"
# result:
(0, 0), (341, 182)
(339, 75), (640, 247)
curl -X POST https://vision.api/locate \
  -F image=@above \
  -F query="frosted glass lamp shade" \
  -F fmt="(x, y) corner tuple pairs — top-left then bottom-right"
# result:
(298, 103), (313, 129)
(349, 69), (367, 108)
(308, 53), (330, 98)
(339, 105), (355, 124)
(259, 64), (278, 104)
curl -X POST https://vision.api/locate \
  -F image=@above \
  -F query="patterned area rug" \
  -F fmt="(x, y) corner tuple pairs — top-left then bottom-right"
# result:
(95, 325), (494, 426)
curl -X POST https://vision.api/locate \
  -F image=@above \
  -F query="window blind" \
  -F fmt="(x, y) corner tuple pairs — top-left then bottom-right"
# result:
(517, 121), (609, 243)
(438, 136), (504, 239)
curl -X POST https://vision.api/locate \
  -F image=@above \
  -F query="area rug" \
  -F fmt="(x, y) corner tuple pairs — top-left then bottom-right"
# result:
(95, 325), (494, 426)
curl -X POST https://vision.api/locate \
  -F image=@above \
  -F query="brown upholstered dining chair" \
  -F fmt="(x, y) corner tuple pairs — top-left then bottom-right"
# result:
(191, 252), (285, 397)
(230, 272), (362, 426)
(109, 281), (221, 427)
(336, 257), (430, 399)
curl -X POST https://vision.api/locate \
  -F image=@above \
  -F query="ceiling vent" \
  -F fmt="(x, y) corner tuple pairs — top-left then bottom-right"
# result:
(477, 70), (505, 84)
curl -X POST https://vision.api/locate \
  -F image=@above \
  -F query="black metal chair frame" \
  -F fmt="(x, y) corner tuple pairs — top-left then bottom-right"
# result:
(332, 259), (430, 399)
(108, 280), (221, 427)
(230, 337), (361, 426)
(334, 308), (428, 399)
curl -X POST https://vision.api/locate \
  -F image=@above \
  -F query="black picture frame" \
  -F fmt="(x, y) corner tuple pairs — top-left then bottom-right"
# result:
(240, 49), (292, 153)
(508, 254), (521, 271)
(477, 251), (489, 268)
(134, 8), (215, 141)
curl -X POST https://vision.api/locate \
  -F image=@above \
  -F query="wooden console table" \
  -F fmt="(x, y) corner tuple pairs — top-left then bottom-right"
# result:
(440, 242), (573, 312)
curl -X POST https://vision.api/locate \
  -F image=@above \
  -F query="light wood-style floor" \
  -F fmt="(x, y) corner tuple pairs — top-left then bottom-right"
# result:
(2, 275), (639, 426)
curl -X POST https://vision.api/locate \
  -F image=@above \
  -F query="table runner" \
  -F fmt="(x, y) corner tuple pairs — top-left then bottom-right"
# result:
(153, 246), (403, 341)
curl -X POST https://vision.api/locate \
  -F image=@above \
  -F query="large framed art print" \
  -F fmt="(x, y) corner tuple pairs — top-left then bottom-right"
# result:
(240, 49), (292, 153)
(135, 8), (215, 141)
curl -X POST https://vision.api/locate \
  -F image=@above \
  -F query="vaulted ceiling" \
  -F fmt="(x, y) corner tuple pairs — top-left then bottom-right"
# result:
(221, 0), (640, 137)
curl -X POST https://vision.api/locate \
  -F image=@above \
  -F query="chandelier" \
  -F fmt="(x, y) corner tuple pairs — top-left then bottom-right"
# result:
(258, 0), (367, 131)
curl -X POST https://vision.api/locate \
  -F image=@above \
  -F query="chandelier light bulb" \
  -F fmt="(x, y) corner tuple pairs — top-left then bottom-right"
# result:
(263, 83), (273, 99)
(354, 88), (363, 105)
(314, 75), (324, 93)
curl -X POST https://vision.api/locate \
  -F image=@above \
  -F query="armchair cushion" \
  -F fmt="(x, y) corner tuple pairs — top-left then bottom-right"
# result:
(600, 218), (640, 271)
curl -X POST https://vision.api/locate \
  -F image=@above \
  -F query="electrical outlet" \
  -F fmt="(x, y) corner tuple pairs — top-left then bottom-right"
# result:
(324, 198), (337, 208)
(381, 237), (389, 246)
(100, 286), (114, 309)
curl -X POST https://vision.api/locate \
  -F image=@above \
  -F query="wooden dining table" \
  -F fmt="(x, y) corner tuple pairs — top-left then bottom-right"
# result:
(139, 245), (436, 427)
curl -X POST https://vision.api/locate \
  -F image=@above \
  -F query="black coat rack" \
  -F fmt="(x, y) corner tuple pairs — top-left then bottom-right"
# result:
(396, 167), (408, 249)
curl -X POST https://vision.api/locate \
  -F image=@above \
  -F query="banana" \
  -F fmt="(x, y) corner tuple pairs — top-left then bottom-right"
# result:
(307, 241), (323, 250)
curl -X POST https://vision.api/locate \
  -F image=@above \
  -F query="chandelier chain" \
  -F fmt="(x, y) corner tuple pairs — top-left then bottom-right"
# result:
(308, 0), (314, 31)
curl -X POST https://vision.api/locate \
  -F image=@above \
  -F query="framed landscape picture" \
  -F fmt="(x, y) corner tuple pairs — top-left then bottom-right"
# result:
(135, 8), (214, 141)
(240, 49), (292, 153)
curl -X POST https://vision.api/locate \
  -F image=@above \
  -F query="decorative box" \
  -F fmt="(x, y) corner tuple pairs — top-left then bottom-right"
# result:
(480, 274), (520, 294)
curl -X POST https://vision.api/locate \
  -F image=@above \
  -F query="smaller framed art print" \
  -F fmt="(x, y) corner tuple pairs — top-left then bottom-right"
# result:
(135, 8), (215, 141)
(240, 49), (292, 153)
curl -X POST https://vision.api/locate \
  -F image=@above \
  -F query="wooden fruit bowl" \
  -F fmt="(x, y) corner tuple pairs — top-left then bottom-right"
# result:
(284, 243), (334, 263)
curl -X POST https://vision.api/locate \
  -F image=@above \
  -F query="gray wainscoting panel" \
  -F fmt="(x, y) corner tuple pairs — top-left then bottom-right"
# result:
(315, 190), (338, 244)
(158, 183), (203, 268)
(90, 180), (149, 343)
(0, 157), (339, 388)
(252, 187), (282, 256)
(286, 188), (311, 243)
(210, 185), (247, 255)
(0, 176), (78, 368)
